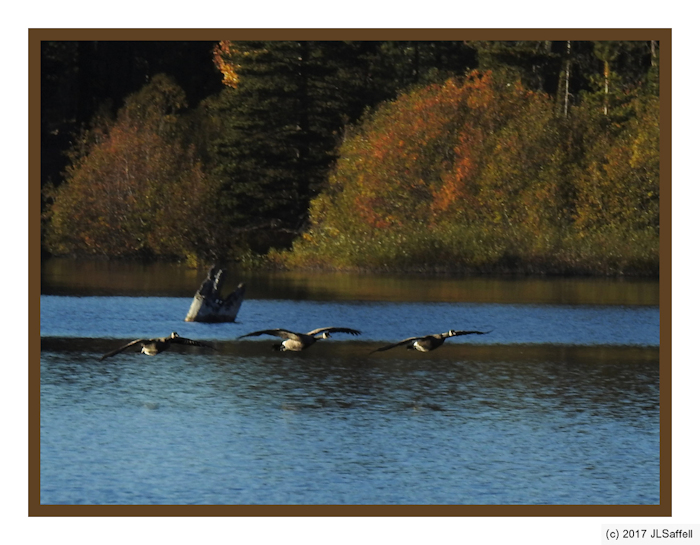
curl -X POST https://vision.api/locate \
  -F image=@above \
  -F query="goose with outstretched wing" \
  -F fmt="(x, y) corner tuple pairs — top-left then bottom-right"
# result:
(238, 327), (361, 351)
(99, 332), (215, 361)
(369, 329), (491, 354)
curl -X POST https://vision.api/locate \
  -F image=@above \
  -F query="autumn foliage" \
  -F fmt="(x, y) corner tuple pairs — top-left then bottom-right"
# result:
(44, 75), (222, 263)
(276, 70), (659, 274)
(43, 43), (660, 275)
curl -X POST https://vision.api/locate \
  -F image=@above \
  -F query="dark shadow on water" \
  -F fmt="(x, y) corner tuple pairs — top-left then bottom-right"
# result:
(42, 338), (658, 420)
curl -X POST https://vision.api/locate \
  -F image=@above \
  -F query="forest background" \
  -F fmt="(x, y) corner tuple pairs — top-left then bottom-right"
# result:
(41, 40), (661, 275)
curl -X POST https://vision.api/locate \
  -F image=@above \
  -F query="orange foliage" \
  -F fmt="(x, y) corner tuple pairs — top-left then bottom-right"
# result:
(213, 41), (240, 88)
(317, 72), (508, 233)
(213, 41), (269, 89)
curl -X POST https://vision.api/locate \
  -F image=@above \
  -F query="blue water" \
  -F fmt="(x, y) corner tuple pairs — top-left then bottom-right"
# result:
(39, 292), (660, 505)
(40, 295), (659, 346)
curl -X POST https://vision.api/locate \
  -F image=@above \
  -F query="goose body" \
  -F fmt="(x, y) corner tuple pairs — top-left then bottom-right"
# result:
(99, 332), (215, 361)
(370, 329), (490, 354)
(238, 327), (361, 351)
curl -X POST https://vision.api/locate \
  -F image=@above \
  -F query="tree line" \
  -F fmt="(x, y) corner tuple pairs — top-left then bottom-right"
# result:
(42, 40), (660, 274)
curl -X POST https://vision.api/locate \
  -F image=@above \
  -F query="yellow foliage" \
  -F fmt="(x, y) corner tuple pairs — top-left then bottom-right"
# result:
(213, 41), (240, 88)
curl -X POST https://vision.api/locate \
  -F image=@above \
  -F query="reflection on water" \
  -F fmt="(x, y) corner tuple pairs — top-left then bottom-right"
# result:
(42, 258), (659, 305)
(38, 259), (660, 505)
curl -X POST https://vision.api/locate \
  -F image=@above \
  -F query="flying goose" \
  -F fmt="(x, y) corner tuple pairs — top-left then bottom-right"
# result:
(237, 327), (361, 351)
(99, 332), (215, 361)
(369, 329), (491, 354)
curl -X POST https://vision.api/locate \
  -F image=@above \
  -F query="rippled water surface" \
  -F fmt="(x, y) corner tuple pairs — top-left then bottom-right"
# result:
(39, 260), (660, 505)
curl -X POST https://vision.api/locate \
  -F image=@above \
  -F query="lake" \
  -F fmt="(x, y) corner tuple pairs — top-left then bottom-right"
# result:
(39, 259), (660, 505)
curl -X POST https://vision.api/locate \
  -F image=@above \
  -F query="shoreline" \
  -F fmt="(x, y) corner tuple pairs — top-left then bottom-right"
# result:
(41, 254), (660, 279)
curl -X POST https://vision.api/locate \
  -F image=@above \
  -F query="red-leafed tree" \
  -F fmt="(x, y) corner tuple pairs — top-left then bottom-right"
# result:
(277, 69), (658, 274)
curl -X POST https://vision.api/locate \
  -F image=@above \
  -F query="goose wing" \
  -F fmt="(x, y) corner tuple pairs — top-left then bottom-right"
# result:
(169, 336), (216, 350)
(369, 336), (423, 354)
(237, 329), (301, 341)
(306, 327), (361, 336)
(99, 338), (147, 361)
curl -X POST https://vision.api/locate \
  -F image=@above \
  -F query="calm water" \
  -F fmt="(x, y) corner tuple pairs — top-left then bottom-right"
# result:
(39, 259), (660, 505)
